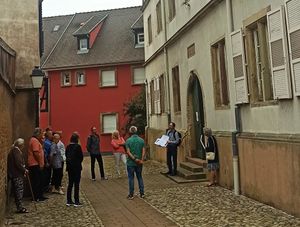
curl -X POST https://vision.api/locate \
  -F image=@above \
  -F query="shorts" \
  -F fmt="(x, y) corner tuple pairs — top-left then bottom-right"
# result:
(207, 163), (219, 171)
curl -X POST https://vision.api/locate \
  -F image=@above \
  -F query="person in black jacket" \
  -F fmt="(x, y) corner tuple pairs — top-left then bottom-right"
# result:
(204, 127), (219, 187)
(66, 133), (83, 207)
(7, 138), (29, 213)
(86, 126), (107, 180)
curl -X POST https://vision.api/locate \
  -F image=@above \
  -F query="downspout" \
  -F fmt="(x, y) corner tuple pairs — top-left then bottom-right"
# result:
(226, 0), (240, 196)
(162, 0), (171, 123)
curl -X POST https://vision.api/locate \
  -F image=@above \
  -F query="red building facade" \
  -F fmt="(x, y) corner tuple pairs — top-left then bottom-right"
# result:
(41, 7), (145, 152)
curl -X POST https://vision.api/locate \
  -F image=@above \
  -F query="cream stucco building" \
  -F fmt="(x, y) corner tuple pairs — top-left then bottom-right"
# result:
(142, 0), (300, 217)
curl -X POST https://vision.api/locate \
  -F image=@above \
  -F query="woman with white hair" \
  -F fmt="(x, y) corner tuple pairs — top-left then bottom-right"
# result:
(7, 138), (29, 213)
(203, 127), (219, 187)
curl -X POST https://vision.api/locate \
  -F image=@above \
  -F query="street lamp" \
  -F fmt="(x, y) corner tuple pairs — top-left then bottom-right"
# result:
(30, 66), (45, 89)
(30, 66), (45, 127)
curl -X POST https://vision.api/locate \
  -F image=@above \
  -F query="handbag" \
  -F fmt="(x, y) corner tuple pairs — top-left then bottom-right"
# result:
(206, 152), (215, 160)
(206, 137), (216, 161)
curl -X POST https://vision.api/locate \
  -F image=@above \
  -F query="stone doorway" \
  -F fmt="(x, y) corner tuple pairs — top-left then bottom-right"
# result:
(187, 72), (205, 159)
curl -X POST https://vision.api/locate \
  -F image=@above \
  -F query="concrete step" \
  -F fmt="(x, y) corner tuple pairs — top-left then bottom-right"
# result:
(177, 167), (207, 180)
(186, 157), (207, 167)
(180, 162), (203, 172)
(164, 174), (208, 184)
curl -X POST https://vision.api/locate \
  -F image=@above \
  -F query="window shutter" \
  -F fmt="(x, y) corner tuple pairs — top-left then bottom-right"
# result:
(267, 6), (292, 99)
(101, 70), (116, 86)
(230, 29), (249, 104)
(156, 78), (161, 114)
(285, 0), (300, 96)
(103, 114), (116, 133)
(133, 68), (145, 84)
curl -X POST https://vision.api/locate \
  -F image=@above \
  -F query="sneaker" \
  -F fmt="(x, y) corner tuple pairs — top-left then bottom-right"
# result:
(91, 178), (96, 181)
(127, 194), (134, 200)
(101, 177), (108, 180)
(140, 193), (145, 199)
(58, 189), (64, 195)
(66, 202), (74, 207)
(74, 202), (83, 207)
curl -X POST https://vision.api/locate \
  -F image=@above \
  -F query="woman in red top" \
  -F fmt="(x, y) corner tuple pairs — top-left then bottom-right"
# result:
(111, 130), (126, 177)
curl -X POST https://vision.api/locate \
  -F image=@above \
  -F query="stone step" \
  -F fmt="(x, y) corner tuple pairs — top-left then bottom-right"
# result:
(165, 174), (209, 184)
(180, 162), (204, 172)
(177, 167), (207, 180)
(186, 157), (207, 167)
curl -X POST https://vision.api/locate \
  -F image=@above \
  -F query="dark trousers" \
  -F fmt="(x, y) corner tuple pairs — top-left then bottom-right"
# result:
(67, 170), (81, 204)
(90, 153), (105, 179)
(28, 165), (43, 200)
(51, 168), (63, 189)
(127, 165), (144, 196)
(167, 147), (178, 174)
(42, 166), (52, 192)
(12, 177), (24, 211)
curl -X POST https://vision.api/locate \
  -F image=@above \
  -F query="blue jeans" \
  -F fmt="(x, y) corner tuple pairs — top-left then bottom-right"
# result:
(127, 165), (144, 196)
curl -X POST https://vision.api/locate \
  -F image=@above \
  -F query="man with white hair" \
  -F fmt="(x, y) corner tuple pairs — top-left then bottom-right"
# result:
(7, 138), (29, 213)
(125, 126), (145, 200)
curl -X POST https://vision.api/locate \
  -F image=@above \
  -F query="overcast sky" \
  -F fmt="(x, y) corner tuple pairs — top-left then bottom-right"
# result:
(43, 0), (142, 17)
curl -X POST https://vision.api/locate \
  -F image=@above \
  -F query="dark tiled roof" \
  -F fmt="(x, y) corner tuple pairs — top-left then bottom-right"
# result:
(41, 14), (74, 64)
(131, 14), (143, 30)
(42, 6), (144, 70)
(73, 14), (108, 36)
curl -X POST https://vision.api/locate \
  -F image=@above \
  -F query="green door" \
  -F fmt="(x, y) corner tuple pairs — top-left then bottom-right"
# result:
(191, 75), (205, 159)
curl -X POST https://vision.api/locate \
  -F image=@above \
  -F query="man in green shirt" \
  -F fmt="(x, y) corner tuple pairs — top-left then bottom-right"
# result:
(126, 126), (145, 200)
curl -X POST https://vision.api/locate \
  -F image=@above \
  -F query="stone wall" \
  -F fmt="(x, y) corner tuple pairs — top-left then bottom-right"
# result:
(238, 134), (300, 217)
(0, 81), (14, 226)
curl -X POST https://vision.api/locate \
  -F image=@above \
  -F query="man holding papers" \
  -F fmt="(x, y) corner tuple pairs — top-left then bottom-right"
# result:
(165, 122), (180, 176)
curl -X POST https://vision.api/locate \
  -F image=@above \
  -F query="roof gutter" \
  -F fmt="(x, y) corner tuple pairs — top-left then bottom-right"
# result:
(41, 14), (76, 69)
(144, 0), (221, 66)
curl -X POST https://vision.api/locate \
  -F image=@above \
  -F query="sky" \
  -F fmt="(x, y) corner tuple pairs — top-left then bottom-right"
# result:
(42, 0), (142, 17)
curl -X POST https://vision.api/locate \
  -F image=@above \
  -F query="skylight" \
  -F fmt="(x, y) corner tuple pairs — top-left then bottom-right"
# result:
(53, 25), (60, 32)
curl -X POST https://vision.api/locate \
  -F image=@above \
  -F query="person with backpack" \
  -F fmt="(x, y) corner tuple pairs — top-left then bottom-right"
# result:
(66, 133), (83, 207)
(165, 122), (181, 176)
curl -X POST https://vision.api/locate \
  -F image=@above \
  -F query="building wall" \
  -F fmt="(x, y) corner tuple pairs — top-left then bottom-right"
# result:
(238, 135), (300, 217)
(47, 64), (142, 152)
(0, 81), (14, 226)
(0, 0), (40, 87)
(144, 0), (300, 217)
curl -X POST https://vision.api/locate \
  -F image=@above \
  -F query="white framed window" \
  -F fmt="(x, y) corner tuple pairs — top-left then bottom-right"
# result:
(137, 33), (144, 45)
(76, 71), (86, 85)
(61, 71), (71, 87)
(132, 67), (145, 85)
(79, 38), (88, 50)
(100, 70), (116, 87)
(101, 113), (117, 134)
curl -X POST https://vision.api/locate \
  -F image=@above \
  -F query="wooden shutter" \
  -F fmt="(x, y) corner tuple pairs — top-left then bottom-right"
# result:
(156, 77), (161, 114)
(285, 0), (300, 96)
(230, 29), (249, 104)
(267, 6), (292, 99)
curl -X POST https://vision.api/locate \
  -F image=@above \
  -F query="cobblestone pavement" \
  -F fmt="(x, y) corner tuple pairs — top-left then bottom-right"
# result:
(5, 155), (300, 227)
(5, 187), (103, 227)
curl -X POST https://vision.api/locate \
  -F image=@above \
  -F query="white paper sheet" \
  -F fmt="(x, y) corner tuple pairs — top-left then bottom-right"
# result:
(154, 135), (169, 147)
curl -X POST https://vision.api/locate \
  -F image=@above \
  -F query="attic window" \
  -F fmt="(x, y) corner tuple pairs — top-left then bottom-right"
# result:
(53, 25), (60, 32)
(80, 38), (88, 50)
(137, 33), (144, 44)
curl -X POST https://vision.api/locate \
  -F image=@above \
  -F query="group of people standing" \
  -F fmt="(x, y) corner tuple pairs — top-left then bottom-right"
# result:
(7, 124), (146, 213)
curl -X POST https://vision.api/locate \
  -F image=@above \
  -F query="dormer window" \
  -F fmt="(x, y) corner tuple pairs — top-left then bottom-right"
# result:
(137, 33), (144, 45)
(79, 38), (88, 50)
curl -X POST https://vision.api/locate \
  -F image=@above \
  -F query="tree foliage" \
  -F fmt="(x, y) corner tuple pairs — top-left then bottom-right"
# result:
(123, 87), (146, 136)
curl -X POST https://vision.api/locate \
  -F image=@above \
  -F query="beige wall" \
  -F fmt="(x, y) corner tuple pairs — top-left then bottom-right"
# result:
(238, 135), (300, 217)
(0, 0), (40, 87)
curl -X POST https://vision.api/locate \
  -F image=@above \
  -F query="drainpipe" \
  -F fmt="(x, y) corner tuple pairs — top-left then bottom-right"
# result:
(162, 0), (171, 123)
(226, 0), (240, 196)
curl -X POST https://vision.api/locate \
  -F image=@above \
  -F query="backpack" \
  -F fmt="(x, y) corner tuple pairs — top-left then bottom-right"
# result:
(167, 129), (182, 146)
(176, 130), (182, 146)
